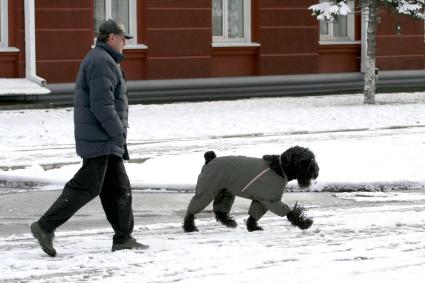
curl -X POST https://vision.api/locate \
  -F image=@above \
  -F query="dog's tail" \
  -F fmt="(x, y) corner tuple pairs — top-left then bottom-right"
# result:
(204, 151), (217, 165)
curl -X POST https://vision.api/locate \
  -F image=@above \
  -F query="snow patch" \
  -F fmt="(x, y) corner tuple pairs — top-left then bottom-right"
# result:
(334, 191), (425, 202)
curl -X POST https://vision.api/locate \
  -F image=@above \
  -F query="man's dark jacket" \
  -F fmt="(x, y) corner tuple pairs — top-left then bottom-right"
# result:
(74, 41), (129, 159)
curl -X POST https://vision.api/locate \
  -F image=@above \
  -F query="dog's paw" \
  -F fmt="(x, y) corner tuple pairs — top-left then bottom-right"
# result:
(183, 214), (199, 232)
(183, 225), (199, 233)
(246, 216), (263, 232)
(215, 212), (237, 228)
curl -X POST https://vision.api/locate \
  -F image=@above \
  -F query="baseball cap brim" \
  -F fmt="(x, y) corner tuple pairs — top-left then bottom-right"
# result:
(122, 33), (134, 40)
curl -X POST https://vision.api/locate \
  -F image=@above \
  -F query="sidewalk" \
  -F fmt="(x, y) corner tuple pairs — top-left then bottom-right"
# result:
(0, 190), (193, 237)
(1, 189), (424, 283)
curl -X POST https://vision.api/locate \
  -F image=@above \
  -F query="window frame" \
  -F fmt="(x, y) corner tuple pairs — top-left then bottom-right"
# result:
(319, 0), (355, 44)
(0, 0), (9, 48)
(94, 0), (138, 46)
(212, 0), (252, 44)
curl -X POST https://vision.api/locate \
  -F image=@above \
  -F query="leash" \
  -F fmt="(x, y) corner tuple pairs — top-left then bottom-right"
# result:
(278, 154), (286, 177)
(241, 154), (289, 193)
(241, 168), (270, 192)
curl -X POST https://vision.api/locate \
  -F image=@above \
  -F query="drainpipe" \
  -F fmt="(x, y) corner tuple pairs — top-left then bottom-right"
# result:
(24, 0), (46, 86)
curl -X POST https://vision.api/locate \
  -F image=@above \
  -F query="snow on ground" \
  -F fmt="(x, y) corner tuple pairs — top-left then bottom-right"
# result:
(0, 78), (51, 95)
(334, 191), (425, 202)
(1, 191), (425, 283)
(1, 92), (425, 282)
(1, 92), (425, 191)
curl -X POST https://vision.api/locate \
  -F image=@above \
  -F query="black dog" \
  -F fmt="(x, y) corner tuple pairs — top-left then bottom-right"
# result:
(183, 146), (319, 232)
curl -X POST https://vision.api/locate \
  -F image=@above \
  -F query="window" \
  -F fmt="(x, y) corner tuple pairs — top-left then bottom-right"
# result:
(0, 3), (2, 44)
(319, 0), (355, 42)
(0, 0), (8, 48)
(212, 0), (252, 44)
(94, 0), (137, 44)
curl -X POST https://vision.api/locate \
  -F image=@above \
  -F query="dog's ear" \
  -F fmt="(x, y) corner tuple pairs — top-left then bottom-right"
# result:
(281, 149), (294, 165)
(298, 148), (319, 177)
(304, 157), (319, 179)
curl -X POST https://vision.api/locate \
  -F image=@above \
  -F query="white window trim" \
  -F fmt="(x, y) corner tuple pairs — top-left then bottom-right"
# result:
(213, 0), (252, 44)
(319, 40), (360, 45)
(319, 0), (355, 44)
(128, 0), (137, 45)
(212, 41), (260, 48)
(0, 0), (9, 48)
(95, 0), (138, 46)
(123, 44), (148, 50)
(91, 43), (148, 50)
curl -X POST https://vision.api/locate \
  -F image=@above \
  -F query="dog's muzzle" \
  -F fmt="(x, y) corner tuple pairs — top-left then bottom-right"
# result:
(297, 178), (312, 189)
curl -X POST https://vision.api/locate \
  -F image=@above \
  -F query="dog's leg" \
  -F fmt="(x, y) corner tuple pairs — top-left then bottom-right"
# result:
(213, 189), (237, 228)
(184, 156), (226, 233)
(246, 215), (263, 232)
(182, 213), (198, 232)
(215, 211), (237, 228)
(246, 200), (267, 232)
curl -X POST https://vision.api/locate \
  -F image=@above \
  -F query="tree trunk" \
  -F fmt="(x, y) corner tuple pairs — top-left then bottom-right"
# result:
(363, 0), (378, 104)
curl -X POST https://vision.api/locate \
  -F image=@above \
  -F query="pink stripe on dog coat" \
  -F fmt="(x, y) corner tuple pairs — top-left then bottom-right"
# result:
(241, 168), (270, 192)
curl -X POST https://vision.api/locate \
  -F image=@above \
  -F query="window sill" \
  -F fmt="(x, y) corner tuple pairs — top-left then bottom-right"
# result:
(212, 42), (261, 48)
(319, 40), (360, 45)
(124, 44), (148, 50)
(91, 44), (148, 49)
(0, 47), (20, 53)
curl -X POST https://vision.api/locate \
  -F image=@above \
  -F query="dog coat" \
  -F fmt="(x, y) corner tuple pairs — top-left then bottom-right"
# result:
(187, 156), (292, 220)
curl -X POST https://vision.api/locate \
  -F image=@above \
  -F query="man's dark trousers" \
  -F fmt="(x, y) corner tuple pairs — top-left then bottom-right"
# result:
(37, 155), (134, 244)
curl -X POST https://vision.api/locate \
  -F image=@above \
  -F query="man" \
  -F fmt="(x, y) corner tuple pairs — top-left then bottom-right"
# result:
(30, 19), (148, 256)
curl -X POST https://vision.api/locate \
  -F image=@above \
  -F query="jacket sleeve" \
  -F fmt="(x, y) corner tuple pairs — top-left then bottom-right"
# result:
(88, 59), (123, 138)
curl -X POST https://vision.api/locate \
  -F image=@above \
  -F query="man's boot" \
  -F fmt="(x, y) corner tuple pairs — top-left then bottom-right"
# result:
(30, 222), (57, 257)
(112, 236), (149, 252)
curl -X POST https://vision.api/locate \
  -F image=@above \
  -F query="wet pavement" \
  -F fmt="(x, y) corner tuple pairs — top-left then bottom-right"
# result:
(1, 189), (425, 283)
(2, 188), (424, 238)
(0, 189), (343, 237)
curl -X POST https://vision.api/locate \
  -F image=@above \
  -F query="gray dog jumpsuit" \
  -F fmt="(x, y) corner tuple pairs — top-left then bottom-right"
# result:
(186, 156), (292, 220)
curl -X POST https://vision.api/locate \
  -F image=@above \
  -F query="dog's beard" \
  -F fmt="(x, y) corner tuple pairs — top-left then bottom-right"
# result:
(297, 178), (312, 189)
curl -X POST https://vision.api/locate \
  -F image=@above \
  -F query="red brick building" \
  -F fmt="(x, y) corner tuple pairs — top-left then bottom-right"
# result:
(0, 0), (423, 88)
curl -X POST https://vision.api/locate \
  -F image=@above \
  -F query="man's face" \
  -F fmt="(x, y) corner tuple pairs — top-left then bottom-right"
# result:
(107, 33), (126, 54)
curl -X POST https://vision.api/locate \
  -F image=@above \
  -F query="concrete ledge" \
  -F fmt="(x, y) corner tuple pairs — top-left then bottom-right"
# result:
(125, 72), (364, 103)
(1, 70), (425, 107)
(0, 78), (50, 96)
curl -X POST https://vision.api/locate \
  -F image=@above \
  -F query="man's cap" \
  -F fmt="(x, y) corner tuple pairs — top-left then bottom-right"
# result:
(99, 19), (134, 39)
